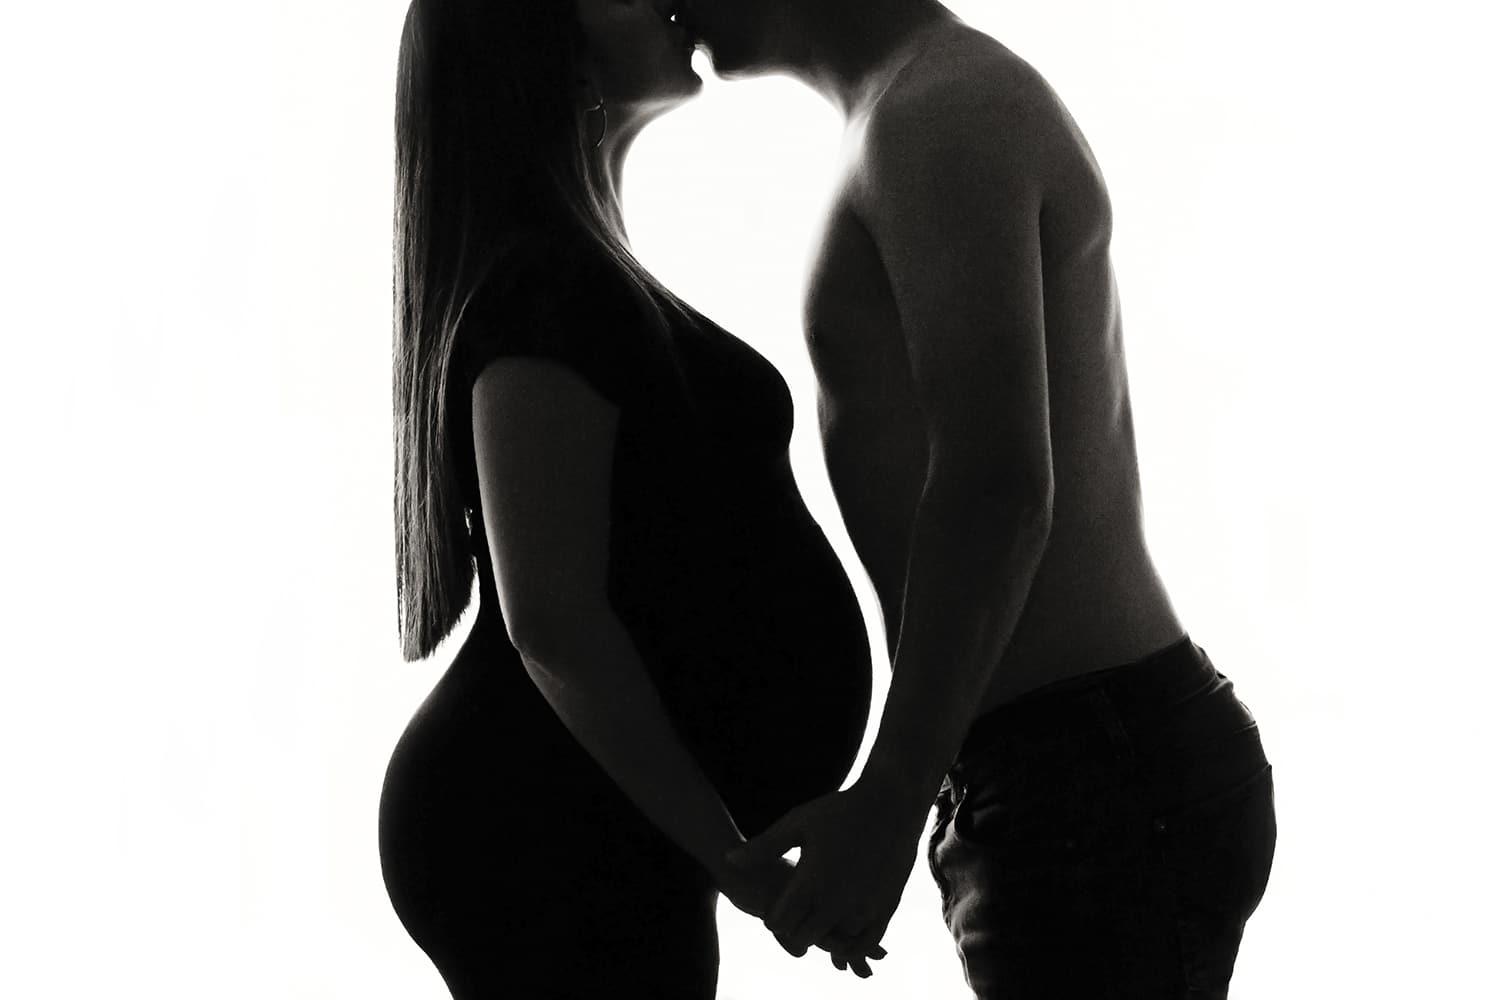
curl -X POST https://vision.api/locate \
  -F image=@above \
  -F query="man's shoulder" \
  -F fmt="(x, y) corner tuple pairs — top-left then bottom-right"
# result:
(864, 26), (1070, 170)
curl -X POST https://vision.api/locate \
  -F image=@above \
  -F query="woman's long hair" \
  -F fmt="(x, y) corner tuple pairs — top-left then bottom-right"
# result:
(392, 0), (686, 661)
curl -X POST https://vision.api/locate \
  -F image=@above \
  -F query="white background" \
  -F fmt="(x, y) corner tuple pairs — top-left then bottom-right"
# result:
(2, 1), (1497, 997)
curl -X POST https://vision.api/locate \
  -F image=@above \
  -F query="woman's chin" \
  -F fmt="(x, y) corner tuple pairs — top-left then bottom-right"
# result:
(652, 73), (704, 108)
(628, 69), (704, 123)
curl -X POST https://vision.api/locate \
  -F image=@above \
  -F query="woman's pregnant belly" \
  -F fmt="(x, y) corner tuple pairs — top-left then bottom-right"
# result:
(387, 487), (873, 868)
(642, 506), (873, 835)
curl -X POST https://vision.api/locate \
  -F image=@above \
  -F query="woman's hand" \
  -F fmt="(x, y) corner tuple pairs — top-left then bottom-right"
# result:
(716, 844), (794, 922)
(715, 846), (888, 978)
(728, 780), (927, 972)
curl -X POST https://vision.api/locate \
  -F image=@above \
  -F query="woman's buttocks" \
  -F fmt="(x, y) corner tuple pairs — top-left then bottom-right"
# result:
(379, 624), (585, 826)
(379, 620), (681, 865)
(378, 624), (714, 964)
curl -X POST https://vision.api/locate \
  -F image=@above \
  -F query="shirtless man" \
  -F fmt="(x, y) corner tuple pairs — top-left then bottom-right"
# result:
(694, 1), (1277, 995)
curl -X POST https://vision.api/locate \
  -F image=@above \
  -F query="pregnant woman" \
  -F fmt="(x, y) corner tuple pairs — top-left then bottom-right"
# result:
(378, 1), (875, 996)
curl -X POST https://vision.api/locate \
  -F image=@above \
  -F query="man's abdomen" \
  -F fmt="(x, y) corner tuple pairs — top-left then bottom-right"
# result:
(978, 483), (1185, 712)
(819, 402), (928, 656)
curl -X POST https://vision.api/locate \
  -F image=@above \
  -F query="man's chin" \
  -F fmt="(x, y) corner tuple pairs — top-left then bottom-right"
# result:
(693, 41), (757, 81)
(702, 55), (760, 81)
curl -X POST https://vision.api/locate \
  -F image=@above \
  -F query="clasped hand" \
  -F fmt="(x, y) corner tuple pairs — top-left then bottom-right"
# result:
(718, 782), (925, 979)
(718, 841), (887, 978)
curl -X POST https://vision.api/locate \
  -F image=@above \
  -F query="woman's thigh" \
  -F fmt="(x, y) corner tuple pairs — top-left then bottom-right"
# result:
(425, 870), (721, 1000)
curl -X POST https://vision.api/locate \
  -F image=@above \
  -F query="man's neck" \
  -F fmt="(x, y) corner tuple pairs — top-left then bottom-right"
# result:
(779, 0), (957, 119)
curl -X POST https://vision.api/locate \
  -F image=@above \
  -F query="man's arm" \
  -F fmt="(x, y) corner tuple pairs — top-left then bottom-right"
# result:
(857, 79), (1056, 813)
(739, 78), (1058, 958)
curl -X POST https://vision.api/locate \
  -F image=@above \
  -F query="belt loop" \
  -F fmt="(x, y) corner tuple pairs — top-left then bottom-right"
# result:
(940, 767), (966, 808)
(1088, 685), (1135, 762)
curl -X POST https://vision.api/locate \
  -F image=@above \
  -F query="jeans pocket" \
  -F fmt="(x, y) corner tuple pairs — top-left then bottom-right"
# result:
(951, 755), (1135, 887)
(1151, 762), (1277, 994)
(927, 789), (960, 914)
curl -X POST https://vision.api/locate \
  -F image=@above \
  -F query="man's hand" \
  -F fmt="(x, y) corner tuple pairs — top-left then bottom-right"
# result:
(716, 846), (887, 977)
(728, 779), (931, 965)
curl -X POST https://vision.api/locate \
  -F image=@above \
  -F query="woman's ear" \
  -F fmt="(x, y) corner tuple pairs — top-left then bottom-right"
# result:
(576, 75), (604, 111)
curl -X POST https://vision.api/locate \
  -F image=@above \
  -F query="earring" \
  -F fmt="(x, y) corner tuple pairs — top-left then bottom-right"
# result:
(581, 81), (608, 150)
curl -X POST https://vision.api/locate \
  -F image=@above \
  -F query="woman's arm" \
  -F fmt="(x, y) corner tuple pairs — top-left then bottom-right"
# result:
(472, 356), (744, 883)
(473, 353), (885, 976)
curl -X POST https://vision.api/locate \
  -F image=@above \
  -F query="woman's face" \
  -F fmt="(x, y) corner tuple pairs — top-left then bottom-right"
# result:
(574, 0), (701, 110)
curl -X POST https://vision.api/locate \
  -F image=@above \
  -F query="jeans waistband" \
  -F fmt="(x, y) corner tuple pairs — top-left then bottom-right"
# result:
(950, 634), (1219, 779)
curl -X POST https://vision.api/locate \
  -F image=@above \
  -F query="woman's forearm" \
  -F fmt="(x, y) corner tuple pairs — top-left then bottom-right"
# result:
(511, 609), (745, 882)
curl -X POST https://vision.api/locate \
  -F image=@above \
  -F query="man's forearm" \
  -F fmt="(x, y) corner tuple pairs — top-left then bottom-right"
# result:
(514, 612), (746, 882)
(860, 481), (1052, 809)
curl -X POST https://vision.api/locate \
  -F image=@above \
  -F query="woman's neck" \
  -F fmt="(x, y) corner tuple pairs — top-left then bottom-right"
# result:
(585, 98), (671, 241)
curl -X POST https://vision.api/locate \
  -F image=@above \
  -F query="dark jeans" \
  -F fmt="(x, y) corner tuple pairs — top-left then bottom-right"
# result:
(928, 636), (1276, 999)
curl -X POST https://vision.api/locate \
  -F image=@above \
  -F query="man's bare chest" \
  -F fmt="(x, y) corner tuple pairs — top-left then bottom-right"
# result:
(802, 202), (919, 409)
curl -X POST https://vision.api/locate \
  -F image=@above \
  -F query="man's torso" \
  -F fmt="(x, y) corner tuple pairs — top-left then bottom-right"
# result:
(803, 23), (1183, 713)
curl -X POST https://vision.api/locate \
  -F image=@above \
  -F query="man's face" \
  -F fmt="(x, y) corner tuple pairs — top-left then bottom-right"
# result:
(681, 0), (787, 77)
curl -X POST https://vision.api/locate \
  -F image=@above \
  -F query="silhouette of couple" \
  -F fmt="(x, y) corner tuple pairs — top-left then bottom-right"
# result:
(379, 2), (1277, 997)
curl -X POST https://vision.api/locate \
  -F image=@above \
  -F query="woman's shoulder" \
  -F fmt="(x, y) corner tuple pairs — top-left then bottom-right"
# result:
(458, 232), (666, 407)
(471, 231), (644, 326)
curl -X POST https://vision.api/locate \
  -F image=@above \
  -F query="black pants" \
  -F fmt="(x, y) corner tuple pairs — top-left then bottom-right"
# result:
(928, 636), (1277, 999)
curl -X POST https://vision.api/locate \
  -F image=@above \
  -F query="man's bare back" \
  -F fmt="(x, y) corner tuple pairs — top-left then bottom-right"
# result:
(804, 21), (1183, 713)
